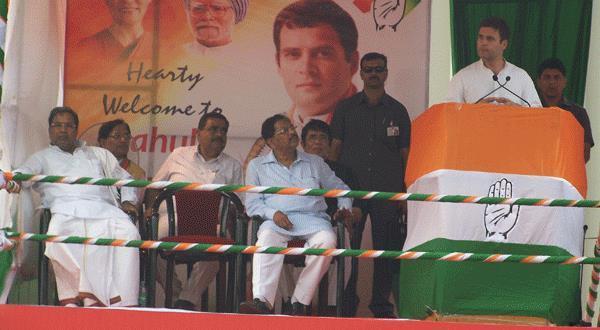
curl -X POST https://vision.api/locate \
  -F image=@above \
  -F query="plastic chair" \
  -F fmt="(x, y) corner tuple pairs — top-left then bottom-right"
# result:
(250, 215), (345, 316)
(147, 189), (247, 312)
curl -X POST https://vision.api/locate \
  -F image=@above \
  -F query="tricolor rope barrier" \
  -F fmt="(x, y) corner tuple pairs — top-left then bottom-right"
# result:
(3, 170), (600, 208)
(583, 241), (600, 325)
(3, 169), (600, 321)
(3, 231), (599, 265)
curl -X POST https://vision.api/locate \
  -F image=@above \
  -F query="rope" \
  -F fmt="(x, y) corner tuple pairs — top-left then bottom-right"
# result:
(583, 241), (600, 324)
(3, 231), (598, 265)
(3, 170), (600, 208)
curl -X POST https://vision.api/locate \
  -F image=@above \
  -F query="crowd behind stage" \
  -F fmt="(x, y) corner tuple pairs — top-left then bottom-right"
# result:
(0, 8), (594, 320)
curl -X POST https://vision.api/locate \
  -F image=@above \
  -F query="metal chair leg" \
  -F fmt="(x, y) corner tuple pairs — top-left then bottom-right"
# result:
(165, 255), (175, 308)
(38, 209), (51, 305)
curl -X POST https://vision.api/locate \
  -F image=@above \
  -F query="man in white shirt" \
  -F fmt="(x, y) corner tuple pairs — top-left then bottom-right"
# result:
(8, 107), (140, 307)
(446, 17), (541, 107)
(146, 112), (242, 311)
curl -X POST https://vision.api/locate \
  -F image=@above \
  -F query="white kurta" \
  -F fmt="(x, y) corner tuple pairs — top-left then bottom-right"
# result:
(152, 146), (242, 307)
(446, 59), (542, 107)
(16, 143), (140, 306)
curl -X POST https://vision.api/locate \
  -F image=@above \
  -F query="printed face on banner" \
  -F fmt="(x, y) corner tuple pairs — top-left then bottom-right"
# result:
(105, 0), (152, 26)
(184, 0), (236, 47)
(277, 24), (358, 118)
(64, 0), (429, 175)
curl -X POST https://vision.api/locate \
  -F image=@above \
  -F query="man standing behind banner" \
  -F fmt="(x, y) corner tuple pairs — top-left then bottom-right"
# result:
(244, 0), (359, 166)
(145, 112), (242, 311)
(446, 17), (541, 107)
(69, 0), (153, 82)
(536, 58), (594, 163)
(182, 0), (249, 55)
(330, 52), (410, 318)
(8, 107), (140, 307)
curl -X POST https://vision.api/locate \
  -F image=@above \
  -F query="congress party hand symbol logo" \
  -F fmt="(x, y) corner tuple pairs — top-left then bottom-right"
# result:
(373, 0), (406, 31)
(484, 178), (520, 241)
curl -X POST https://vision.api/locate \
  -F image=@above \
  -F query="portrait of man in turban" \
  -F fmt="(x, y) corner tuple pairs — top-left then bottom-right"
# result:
(182, 0), (249, 55)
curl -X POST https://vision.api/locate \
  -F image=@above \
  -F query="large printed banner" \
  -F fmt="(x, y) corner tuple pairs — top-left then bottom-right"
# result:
(63, 0), (430, 174)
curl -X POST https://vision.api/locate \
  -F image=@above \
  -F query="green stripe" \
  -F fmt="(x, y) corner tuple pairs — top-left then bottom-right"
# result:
(0, 0), (7, 20)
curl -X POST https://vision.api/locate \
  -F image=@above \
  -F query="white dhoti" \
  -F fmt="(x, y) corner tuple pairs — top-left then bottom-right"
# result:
(253, 228), (336, 307)
(46, 212), (140, 306)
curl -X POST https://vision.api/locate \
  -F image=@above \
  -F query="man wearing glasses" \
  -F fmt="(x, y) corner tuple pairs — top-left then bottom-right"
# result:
(145, 111), (242, 311)
(98, 119), (146, 180)
(240, 114), (357, 315)
(6, 107), (140, 307)
(182, 0), (248, 54)
(330, 52), (411, 318)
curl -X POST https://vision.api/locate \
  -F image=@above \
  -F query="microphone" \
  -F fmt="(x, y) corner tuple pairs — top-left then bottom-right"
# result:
(474, 75), (507, 104)
(495, 76), (532, 107)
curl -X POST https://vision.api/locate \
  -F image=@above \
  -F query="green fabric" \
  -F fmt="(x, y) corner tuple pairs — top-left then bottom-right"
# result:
(451, 0), (592, 105)
(398, 239), (581, 325)
(0, 250), (12, 296)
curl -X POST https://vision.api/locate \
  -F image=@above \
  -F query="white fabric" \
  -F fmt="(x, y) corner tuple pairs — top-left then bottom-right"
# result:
(15, 143), (140, 306)
(253, 228), (336, 306)
(48, 213), (139, 306)
(16, 144), (137, 210)
(404, 169), (584, 256)
(446, 59), (542, 107)
(0, 230), (13, 251)
(0, 1), (65, 276)
(152, 145), (242, 307)
(278, 228), (351, 306)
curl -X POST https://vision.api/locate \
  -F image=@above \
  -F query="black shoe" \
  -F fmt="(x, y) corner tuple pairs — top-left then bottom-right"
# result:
(174, 299), (196, 311)
(291, 302), (309, 316)
(373, 310), (398, 319)
(239, 298), (272, 314)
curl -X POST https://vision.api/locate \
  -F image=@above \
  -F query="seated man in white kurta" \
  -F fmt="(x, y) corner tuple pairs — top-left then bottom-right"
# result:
(239, 114), (356, 316)
(12, 107), (140, 307)
(146, 112), (242, 310)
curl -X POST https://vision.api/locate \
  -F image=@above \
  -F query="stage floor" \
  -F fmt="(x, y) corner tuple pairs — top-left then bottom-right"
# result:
(0, 305), (588, 329)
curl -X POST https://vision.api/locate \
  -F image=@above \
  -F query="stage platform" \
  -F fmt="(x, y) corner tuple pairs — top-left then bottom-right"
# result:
(0, 305), (588, 329)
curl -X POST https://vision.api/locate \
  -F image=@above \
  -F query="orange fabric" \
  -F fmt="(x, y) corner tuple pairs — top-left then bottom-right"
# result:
(406, 103), (587, 196)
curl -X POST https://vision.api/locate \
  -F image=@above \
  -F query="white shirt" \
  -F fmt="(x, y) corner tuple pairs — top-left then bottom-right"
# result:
(16, 143), (136, 219)
(446, 59), (542, 107)
(153, 146), (242, 185)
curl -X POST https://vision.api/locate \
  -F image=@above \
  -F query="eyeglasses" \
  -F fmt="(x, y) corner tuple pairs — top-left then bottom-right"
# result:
(50, 122), (77, 130)
(108, 134), (132, 141)
(189, 4), (232, 17)
(361, 66), (387, 74)
(274, 126), (297, 136)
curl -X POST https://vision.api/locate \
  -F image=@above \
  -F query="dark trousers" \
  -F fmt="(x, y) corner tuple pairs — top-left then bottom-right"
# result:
(343, 199), (406, 316)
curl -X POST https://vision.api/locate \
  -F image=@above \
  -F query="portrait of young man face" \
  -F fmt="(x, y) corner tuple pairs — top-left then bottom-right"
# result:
(476, 27), (507, 62)
(105, 0), (151, 27)
(277, 23), (358, 118)
(185, 0), (236, 47)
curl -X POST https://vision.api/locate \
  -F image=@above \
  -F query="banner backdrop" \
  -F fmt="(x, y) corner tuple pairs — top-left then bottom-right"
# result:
(63, 0), (430, 175)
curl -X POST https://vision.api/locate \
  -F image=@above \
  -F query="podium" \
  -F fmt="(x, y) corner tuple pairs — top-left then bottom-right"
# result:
(398, 103), (585, 324)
